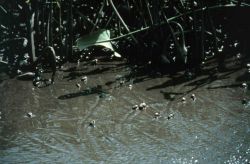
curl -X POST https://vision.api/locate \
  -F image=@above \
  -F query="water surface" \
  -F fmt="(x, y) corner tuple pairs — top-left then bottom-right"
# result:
(0, 59), (249, 163)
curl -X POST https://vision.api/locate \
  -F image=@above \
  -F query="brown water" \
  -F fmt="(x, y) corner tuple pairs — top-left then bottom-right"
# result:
(0, 58), (249, 163)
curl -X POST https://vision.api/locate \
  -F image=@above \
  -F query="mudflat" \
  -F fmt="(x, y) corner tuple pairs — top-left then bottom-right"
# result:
(0, 57), (249, 163)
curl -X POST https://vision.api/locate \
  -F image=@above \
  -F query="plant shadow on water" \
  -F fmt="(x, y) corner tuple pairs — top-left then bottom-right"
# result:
(0, 63), (9, 84)
(185, 67), (240, 86)
(145, 59), (243, 101)
(63, 67), (112, 81)
(57, 85), (106, 100)
(63, 62), (120, 81)
(160, 91), (183, 101)
(146, 74), (187, 91)
(236, 72), (250, 82)
(207, 83), (242, 90)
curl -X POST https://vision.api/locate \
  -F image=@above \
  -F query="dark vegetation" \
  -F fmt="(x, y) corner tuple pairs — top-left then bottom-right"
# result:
(0, 0), (250, 80)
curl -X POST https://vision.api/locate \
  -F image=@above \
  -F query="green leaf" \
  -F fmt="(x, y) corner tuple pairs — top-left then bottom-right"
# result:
(76, 29), (121, 58)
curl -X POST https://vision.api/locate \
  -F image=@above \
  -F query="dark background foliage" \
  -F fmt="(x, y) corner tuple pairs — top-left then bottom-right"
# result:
(0, 0), (249, 75)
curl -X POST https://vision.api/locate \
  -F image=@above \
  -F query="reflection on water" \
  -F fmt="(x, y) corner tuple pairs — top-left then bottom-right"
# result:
(0, 60), (250, 163)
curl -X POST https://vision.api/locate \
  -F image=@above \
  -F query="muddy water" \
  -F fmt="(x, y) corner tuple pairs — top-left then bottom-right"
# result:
(0, 59), (249, 163)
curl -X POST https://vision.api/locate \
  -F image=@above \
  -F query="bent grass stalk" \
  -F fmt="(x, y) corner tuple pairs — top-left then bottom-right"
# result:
(108, 0), (138, 43)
